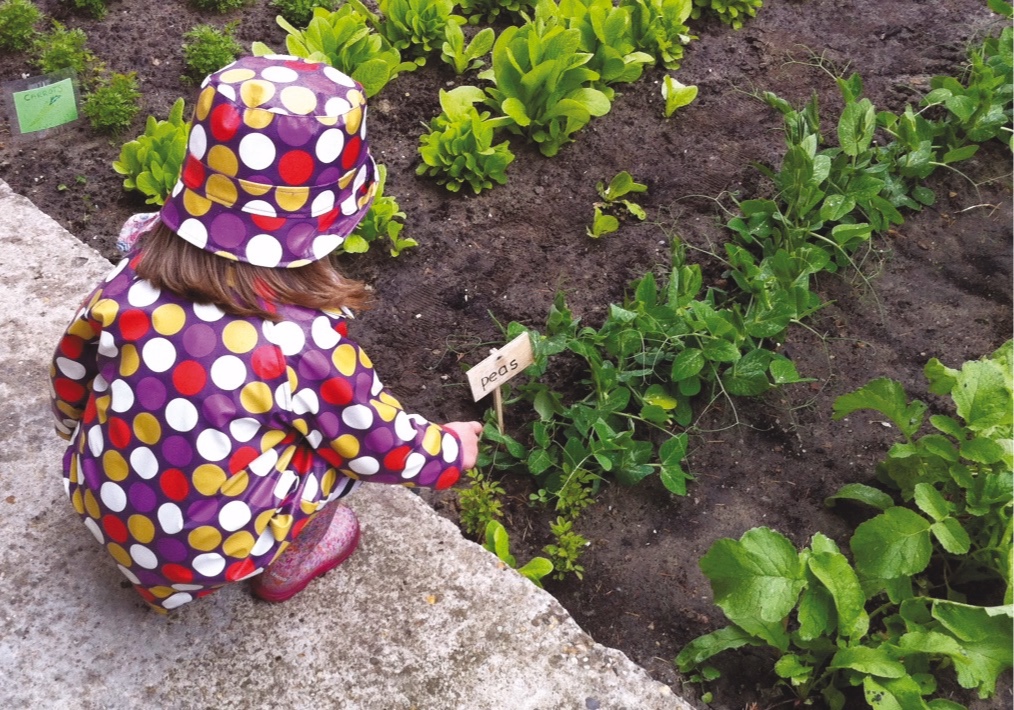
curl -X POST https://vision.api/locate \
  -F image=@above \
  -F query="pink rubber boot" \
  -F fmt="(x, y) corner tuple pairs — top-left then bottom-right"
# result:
(252, 504), (360, 603)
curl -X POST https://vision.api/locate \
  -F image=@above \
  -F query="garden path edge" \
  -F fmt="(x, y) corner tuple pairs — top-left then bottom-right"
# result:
(0, 178), (689, 710)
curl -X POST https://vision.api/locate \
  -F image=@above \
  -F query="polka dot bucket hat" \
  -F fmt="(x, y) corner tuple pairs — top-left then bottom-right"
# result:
(159, 54), (377, 268)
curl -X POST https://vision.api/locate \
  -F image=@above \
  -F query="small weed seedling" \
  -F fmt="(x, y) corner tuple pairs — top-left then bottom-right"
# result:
(483, 521), (553, 588)
(83, 72), (140, 134)
(0, 0), (42, 52)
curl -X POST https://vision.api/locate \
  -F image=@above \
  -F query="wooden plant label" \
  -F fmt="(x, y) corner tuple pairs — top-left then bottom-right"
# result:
(466, 332), (534, 402)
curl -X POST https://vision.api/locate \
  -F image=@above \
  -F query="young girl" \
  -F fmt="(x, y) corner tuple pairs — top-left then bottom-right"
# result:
(49, 55), (483, 613)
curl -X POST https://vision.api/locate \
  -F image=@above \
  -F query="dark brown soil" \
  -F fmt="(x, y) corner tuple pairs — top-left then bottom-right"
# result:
(2, 1), (1011, 708)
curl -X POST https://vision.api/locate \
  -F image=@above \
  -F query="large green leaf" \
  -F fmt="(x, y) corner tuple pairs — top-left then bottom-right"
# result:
(699, 527), (806, 649)
(851, 507), (932, 579)
(808, 545), (870, 640)
(932, 601), (1014, 697)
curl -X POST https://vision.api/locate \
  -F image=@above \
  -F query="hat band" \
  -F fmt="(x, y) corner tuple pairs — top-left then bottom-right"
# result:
(181, 155), (375, 220)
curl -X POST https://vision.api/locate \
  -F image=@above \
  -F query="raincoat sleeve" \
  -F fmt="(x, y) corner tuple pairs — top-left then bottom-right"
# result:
(286, 315), (465, 490)
(49, 293), (101, 441)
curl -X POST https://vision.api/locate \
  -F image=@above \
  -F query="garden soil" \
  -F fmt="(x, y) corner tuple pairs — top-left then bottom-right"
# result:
(1, 1), (1011, 707)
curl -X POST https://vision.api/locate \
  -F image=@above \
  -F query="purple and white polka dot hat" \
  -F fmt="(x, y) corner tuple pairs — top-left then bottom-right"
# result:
(159, 54), (377, 269)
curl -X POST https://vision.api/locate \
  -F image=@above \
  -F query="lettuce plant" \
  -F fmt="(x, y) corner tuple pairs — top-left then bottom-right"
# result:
(253, 5), (415, 97)
(480, 16), (611, 156)
(417, 86), (515, 194)
(440, 22), (494, 75)
(341, 164), (415, 257)
(690, 0), (762, 30)
(113, 98), (189, 205)
(621, 0), (695, 69)
(458, 0), (535, 24)
(66, 0), (107, 19)
(535, 0), (654, 98)
(350, 0), (464, 65)
(661, 75), (697, 117)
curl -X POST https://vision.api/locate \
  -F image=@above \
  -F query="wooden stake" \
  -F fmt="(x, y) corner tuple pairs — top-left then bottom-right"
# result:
(494, 385), (504, 434)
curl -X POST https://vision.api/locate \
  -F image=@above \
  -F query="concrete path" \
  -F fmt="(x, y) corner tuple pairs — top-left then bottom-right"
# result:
(0, 179), (691, 710)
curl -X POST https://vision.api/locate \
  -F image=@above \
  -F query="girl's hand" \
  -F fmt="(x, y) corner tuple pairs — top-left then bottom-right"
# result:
(442, 421), (483, 470)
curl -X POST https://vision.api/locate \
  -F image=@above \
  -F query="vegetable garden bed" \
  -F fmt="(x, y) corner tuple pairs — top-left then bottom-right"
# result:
(1, 0), (1011, 707)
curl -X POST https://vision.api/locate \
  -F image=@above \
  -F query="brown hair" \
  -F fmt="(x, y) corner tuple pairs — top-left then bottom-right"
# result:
(135, 223), (371, 321)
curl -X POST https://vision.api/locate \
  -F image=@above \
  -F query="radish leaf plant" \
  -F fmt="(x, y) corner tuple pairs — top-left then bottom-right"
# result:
(679, 343), (1014, 709)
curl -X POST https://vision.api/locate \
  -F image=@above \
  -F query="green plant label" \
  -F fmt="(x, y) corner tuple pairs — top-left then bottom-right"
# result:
(10, 76), (79, 134)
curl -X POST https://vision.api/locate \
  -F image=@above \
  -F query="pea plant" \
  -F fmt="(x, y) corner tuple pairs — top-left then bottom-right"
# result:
(677, 343), (1013, 710)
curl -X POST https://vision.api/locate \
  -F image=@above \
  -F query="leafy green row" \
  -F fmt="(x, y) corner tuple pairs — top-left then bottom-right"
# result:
(678, 342), (1013, 709)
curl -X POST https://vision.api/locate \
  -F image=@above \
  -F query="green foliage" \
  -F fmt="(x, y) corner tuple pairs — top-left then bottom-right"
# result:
(65, 0), (107, 19)
(113, 98), (189, 206)
(690, 0), (762, 30)
(480, 15), (611, 156)
(269, 0), (335, 28)
(254, 5), (415, 97)
(440, 23), (494, 75)
(458, 0), (534, 24)
(483, 521), (554, 587)
(922, 24), (1013, 150)
(543, 516), (587, 580)
(621, 0), (695, 70)
(189, 0), (247, 13)
(0, 0), (42, 52)
(82, 72), (140, 134)
(483, 242), (809, 506)
(182, 23), (243, 80)
(416, 86), (515, 194)
(830, 341), (1013, 601)
(34, 21), (94, 76)
(458, 468), (506, 537)
(351, 0), (464, 65)
(679, 344), (1014, 708)
(587, 170), (646, 237)
(535, 0), (655, 99)
(661, 75), (697, 117)
(341, 163), (416, 257)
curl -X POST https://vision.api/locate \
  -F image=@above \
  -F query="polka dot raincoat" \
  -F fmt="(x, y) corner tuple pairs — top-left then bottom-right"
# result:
(50, 256), (464, 612)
